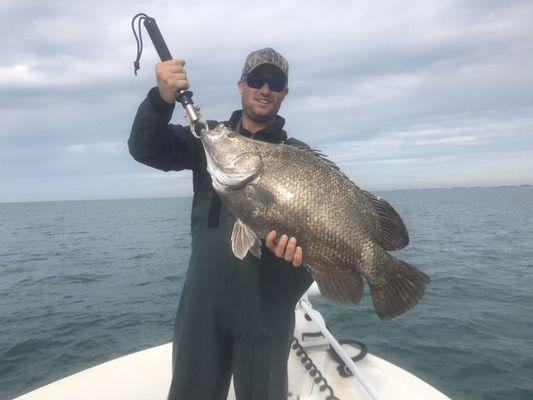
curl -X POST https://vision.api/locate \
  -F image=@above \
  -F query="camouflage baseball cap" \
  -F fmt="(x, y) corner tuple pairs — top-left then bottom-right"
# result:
(241, 47), (289, 82)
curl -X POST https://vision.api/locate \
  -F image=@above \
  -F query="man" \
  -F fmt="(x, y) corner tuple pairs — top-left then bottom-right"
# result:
(128, 48), (313, 400)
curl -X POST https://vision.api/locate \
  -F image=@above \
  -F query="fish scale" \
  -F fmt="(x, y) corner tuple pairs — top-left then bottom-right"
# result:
(201, 124), (429, 320)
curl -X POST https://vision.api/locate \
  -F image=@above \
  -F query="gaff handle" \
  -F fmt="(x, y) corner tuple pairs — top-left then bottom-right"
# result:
(142, 17), (200, 123)
(142, 17), (172, 61)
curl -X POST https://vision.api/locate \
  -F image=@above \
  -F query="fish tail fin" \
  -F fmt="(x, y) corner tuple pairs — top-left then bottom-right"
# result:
(369, 258), (430, 320)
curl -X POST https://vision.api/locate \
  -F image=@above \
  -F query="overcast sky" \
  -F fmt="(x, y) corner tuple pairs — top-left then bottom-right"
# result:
(1, 0), (532, 202)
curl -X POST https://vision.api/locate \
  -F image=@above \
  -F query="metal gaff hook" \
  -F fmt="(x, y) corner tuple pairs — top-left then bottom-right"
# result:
(131, 13), (209, 138)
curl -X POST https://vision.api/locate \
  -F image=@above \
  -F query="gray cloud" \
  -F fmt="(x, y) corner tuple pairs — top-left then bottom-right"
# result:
(1, 0), (532, 201)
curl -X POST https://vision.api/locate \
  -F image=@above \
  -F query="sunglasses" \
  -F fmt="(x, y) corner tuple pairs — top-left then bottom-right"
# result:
(244, 73), (287, 92)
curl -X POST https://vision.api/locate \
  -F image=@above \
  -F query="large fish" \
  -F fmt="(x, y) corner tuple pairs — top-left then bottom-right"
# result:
(200, 124), (429, 320)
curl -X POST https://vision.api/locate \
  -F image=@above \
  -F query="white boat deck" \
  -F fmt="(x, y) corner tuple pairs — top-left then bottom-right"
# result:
(14, 341), (450, 400)
(13, 285), (451, 400)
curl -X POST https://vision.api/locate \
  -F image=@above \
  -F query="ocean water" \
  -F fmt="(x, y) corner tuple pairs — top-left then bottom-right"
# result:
(1, 187), (532, 400)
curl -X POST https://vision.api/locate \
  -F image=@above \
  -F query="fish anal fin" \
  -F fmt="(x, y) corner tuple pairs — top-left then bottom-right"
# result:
(231, 219), (262, 259)
(369, 257), (430, 320)
(311, 267), (364, 304)
(362, 190), (409, 251)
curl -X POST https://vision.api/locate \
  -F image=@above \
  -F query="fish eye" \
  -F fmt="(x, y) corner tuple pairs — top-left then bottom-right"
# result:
(227, 132), (234, 138)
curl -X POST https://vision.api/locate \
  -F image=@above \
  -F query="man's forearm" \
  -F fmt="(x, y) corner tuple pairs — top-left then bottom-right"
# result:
(128, 87), (196, 172)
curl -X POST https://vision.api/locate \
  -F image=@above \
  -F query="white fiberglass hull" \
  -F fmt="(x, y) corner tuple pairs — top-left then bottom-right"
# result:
(14, 341), (450, 400)
(14, 284), (451, 400)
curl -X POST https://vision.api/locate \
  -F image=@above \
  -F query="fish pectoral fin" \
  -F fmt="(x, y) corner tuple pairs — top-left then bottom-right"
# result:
(231, 219), (262, 259)
(311, 267), (364, 304)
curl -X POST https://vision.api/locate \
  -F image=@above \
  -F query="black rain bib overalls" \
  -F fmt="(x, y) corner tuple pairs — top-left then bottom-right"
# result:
(128, 88), (313, 400)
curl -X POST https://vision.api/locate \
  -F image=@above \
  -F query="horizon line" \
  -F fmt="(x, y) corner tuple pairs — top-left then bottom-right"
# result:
(1, 183), (531, 205)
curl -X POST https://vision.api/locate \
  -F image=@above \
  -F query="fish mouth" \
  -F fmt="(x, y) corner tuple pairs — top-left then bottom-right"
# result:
(199, 125), (231, 173)
(200, 124), (227, 154)
(200, 137), (220, 166)
(201, 123), (226, 140)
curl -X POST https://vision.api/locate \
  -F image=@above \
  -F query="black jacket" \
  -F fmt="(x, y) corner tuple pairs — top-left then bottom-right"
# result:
(129, 87), (307, 191)
(128, 86), (312, 286)
(129, 87), (314, 398)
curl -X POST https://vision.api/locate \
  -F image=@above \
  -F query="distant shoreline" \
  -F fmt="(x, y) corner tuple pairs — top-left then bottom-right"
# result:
(1, 184), (531, 205)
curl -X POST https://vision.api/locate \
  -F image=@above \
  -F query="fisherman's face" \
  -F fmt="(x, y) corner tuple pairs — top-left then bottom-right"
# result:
(238, 65), (289, 124)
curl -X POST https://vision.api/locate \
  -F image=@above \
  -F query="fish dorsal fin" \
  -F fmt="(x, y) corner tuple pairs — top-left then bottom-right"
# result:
(231, 219), (262, 259)
(286, 141), (343, 173)
(361, 190), (409, 251)
(287, 141), (363, 190)
(287, 140), (409, 251)
(287, 141), (408, 250)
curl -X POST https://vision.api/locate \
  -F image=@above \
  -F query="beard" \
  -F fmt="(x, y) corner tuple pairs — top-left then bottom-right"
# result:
(242, 100), (281, 124)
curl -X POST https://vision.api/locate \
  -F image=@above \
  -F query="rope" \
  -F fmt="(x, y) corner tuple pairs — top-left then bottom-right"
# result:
(131, 13), (148, 75)
(328, 339), (368, 377)
(299, 299), (384, 400)
(292, 337), (340, 400)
